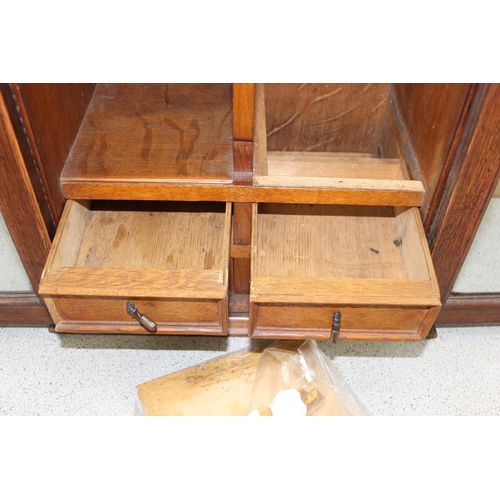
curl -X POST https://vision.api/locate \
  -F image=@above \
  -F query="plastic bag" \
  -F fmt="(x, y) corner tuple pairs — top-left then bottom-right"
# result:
(248, 340), (370, 416)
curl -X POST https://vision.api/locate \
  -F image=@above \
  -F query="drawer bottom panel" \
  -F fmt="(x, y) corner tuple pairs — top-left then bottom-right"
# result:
(250, 304), (436, 341)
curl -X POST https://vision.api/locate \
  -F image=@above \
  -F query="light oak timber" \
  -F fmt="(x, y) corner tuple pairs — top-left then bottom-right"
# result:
(61, 183), (425, 206)
(253, 204), (436, 282)
(253, 83), (268, 178)
(266, 152), (401, 179)
(233, 84), (255, 141)
(253, 175), (424, 193)
(417, 306), (442, 340)
(250, 329), (424, 342)
(231, 142), (253, 293)
(54, 321), (226, 336)
(53, 296), (222, 321)
(230, 244), (251, 259)
(40, 268), (226, 299)
(250, 303), (430, 342)
(252, 84), (425, 197)
(249, 200), (440, 340)
(39, 199), (232, 333)
(251, 277), (440, 306)
(395, 206), (439, 285)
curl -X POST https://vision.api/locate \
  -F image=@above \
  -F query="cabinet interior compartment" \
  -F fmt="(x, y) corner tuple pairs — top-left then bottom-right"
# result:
(60, 84), (234, 190)
(39, 200), (231, 335)
(253, 84), (425, 206)
(250, 203), (441, 341)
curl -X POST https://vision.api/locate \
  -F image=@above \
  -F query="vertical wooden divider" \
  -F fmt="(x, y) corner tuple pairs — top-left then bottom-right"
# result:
(230, 85), (255, 308)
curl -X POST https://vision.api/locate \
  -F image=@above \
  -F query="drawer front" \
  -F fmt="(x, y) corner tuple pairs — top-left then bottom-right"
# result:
(250, 303), (438, 341)
(51, 297), (227, 335)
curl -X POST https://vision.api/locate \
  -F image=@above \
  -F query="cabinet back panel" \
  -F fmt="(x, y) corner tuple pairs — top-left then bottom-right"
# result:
(264, 84), (392, 155)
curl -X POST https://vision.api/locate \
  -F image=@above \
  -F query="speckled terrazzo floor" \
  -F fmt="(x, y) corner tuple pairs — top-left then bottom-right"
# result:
(1, 325), (500, 416)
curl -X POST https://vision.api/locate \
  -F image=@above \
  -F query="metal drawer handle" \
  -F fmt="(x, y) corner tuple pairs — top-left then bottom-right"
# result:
(331, 311), (342, 343)
(126, 301), (157, 332)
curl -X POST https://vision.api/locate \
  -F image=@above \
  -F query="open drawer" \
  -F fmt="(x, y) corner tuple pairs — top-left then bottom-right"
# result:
(39, 200), (231, 335)
(249, 203), (441, 341)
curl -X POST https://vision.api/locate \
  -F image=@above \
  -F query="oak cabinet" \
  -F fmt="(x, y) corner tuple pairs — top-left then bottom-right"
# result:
(38, 83), (442, 339)
(6, 83), (497, 338)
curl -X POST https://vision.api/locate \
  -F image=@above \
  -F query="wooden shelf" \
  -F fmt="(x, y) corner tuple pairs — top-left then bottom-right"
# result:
(61, 84), (234, 192)
(252, 83), (425, 206)
(59, 83), (425, 207)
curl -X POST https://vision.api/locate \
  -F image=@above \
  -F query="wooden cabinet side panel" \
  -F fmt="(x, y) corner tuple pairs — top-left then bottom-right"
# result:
(392, 84), (471, 223)
(13, 83), (96, 222)
(428, 84), (500, 303)
(0, 92), (52, 290)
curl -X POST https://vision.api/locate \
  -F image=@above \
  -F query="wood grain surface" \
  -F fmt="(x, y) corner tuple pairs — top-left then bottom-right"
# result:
(251, 276), (440, 306)
(61, 182), (426, 206)
(264, 83), (391, 154)
(0, 296), (52, 325)
(230, 200), (252, 294)
(266, 151), (400, 179)
(54, 320), (227, 336)
(436, 294), (500, 325)
(233, 140), (252, 185)
(392, 84), (471, 223)
(251, 304), (429, 341)
(428, 84), (500, 303)
(233, 84), (254, 141)
(11, 83), (96, 221)
(249, 200), (440, 340)
(61, 84), (233, 186)
(0, 92), (52, 290)
(53, 296), (221, 324)
(254, 204), (408, 280)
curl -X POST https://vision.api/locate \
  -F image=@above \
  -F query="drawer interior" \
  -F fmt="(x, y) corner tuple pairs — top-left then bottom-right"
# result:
(40, 200), (231, 299)
(56, 200), (228, 271)
(254, 204), (430, 280)
(251, 203), (440, 306)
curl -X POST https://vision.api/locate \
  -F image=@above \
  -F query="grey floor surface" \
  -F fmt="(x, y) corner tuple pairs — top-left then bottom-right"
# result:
(1, 325), (500, 416)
